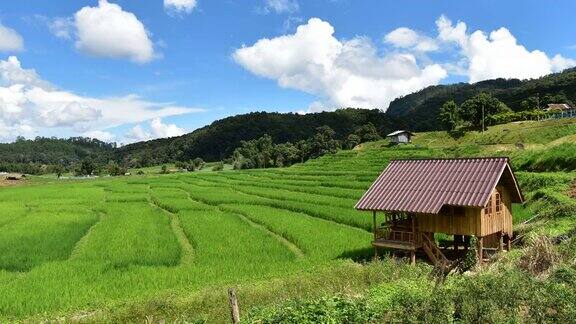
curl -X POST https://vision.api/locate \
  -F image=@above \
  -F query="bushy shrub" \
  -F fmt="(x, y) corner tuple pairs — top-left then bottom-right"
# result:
(369, 278), (453, 323)
(212, 162), (224, 171)
(246, 296), (375, 323)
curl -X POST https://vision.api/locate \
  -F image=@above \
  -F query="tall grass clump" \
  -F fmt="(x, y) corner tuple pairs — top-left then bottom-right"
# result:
(513, 143), (576, 172)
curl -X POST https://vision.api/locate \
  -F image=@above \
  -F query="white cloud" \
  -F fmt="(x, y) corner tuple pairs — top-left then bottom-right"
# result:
(436, 15), (467, 47)
(151, 117), (185, 137)
(233, 18), (447, 110)
(83, 130), (115, 142)
(126, 125), (151, 142)
(125, 118), (185, 143)
(0, 56), (201, 142)
(384, 27), (438, 52)
(0, 22), (23, 52)
(0, 56), (52, 89)
(262, 0), (299, 14)
(51, 0), (156, 63)
(164, 0), (197, 14)
(39, 102), (102, 127)
(436, 15), (576, 82)
(551, 54), (576, 72)
(48, 17), (74, 40)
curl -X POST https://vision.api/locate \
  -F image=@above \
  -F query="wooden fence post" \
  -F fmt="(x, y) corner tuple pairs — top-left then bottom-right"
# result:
(228, 288), (240, 323)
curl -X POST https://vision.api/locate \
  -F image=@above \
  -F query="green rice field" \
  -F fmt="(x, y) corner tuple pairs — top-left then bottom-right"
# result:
(1, 120), (576, 321)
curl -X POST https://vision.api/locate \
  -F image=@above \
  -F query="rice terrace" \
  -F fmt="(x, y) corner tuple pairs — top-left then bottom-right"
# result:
(0, 118), (575, 322)
(2, 1), (576, 323)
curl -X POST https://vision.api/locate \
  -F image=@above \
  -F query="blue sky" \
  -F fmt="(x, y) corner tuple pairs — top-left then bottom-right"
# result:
(0, 0), (575, 144)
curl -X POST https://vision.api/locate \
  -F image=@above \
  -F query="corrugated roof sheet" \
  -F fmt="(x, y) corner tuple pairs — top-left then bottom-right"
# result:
(355, 157), (523, 214)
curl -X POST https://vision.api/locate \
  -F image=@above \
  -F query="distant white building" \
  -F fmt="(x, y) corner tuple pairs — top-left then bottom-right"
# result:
(387, 130), (413, 144)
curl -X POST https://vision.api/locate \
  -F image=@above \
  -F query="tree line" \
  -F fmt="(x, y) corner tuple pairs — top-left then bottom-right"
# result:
(438, 92), (561, 134)
(232, 123), (381, 169)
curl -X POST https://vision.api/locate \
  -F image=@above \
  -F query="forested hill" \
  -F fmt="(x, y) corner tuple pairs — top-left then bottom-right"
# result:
(115, 109), (405, 165)
(118, 67), (576, 165)
(388, 67), (576, 130)
(0, 137), (115, 173)
(4, 68), (576, 171)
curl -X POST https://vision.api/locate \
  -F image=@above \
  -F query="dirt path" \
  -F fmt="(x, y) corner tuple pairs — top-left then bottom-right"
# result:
(0, 179), (24, 187)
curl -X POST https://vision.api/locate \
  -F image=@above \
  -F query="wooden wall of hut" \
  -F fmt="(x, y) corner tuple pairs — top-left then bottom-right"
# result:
(480, 186), (513, 237)
(416, 206), (482, 236)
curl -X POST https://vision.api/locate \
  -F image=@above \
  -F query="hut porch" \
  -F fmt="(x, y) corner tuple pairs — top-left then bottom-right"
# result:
(371, 211), (512, 267)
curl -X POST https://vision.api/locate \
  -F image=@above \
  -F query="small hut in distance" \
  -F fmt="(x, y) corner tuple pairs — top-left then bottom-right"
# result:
(355, 157), (523, 267)
(544, 103), (572, 112)
(5, 173), (24, 181)
(386, 130), (413, 144)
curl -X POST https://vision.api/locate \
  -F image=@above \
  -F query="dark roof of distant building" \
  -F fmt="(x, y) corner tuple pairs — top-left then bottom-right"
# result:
(386, 130), (414, 137)
(355, 157), (523, 214)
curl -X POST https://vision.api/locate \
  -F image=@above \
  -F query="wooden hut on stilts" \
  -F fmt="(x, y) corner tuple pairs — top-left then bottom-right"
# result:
(355, 157), (523, 268)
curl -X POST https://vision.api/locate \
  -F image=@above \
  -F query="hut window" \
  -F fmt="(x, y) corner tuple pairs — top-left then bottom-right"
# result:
(495, 192), (502, 213)
(484, 197), (492, 215)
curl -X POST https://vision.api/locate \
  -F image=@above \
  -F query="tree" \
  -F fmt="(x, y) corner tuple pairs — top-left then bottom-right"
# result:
(107, 161), (127, 176)
(232, 134), (275, 169)
(460, 93), (512, 130)
(439, 100), (461, 131)
(345, 134), (361, 149)
(212, 162), (224, 171)
(354, 123), (381, 143)
(310, 126), (340, 158)
(47, 163), (66, 178)
(521, 96), (539, 111)
(76, 159), (95, 176)
(273, 142), (299, 167)
(295, 140), (311, 163)
(192, 158), (204, 170)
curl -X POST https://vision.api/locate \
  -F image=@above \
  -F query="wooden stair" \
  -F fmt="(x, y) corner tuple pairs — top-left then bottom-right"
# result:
(421, 233), (451, 269)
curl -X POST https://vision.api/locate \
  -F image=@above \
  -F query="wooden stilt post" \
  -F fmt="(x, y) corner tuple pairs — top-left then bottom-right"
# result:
(410, 214), (416, 265)
(506, 234), (511, 251)
(372, 211), (377, 241)
(373, 211), (378, 259)
(498, 232), (504, 253)
(228, 288), (240, 324)
(453, 235), (459, 251)
(411, 214), (416, 242)
(477, 237), (484, 265)
(464, 235), (469, 251)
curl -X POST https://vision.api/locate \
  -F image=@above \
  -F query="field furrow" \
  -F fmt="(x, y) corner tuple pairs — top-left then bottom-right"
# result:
(71, 202), (181, 267)
(223, 207), (306, 259)
(177, 209), (296, 269)
(220, 204), (371, 260)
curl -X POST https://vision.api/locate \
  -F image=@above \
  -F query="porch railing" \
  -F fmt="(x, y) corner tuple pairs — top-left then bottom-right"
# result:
(376, 224), (418, 243)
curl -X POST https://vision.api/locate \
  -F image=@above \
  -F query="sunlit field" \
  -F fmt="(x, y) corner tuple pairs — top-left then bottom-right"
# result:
(1, 120), (576, 321)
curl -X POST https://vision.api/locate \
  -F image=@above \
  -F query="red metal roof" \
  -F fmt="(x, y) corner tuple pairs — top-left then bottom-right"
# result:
(355, 157), (523, 214)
